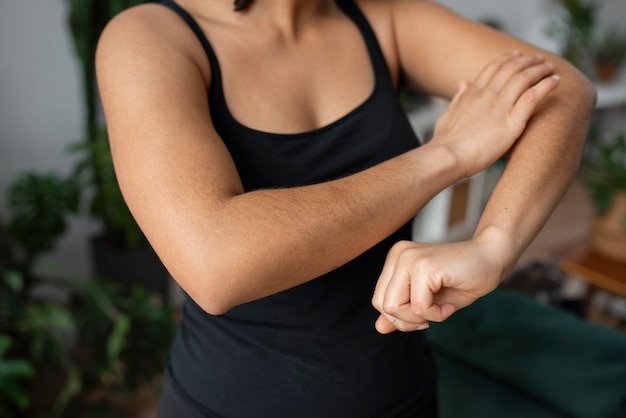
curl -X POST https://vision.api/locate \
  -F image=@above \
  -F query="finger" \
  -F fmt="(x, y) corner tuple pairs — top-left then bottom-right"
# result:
(372, 244), (404, 313)
(380, 265), (417, 321)
(375, 313), (429, 334)
(499, 61), (556, 106)
(487, 54), (547, 92)
(416, 301), (457, 323)
(373, 241), (415, 312)
(509, 74), (561, 125)
(375, 314), (397, 334)
(381, 260), (433, 325)
(474, 50), (520, 87)
(379, 262), (432, 329)
(411, 276), (456, 323)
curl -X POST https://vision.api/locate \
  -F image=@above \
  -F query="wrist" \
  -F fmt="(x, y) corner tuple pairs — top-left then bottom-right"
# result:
(472, 225), (521, 279)
(420, 141), (465, 183)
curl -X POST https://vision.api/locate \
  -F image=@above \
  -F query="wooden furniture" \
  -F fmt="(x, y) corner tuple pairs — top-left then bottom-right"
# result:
(560, 250), (626, 299)
(561, 250), (626, 331)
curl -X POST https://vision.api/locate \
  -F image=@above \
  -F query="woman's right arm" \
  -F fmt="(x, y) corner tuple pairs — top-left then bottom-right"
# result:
(96, 5), (557, 314)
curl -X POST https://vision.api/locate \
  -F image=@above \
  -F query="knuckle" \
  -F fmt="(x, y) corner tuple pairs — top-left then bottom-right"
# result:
(391, 240), (412, 253)
(505, 114), (525, 134)
(522, 88), (538, 104)
(411, 299), (427, 314)
(381, 299), (397, 315)
(500, 58), (523, 72)
(517, 65), (551, 84)
(387, 240), (414, 261)
(413, 256), (436, 273)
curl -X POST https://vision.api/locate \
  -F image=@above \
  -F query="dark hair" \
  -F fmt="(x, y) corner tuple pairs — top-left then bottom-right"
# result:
(234, 0), (253, 11)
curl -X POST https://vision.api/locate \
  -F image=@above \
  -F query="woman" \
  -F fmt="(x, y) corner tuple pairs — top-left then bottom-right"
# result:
(96, 0), (594, 416)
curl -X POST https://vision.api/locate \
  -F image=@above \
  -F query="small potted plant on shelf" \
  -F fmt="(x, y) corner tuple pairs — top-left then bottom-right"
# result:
(549, 0), (598, 78)
(592, 25), (626, 82)
(581, 127), (626, 262)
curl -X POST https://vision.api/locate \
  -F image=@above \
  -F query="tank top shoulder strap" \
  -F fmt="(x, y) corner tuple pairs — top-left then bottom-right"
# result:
(336, 0), (393, 85)
(160, 0), (224, 91)
(160, 0), (393, 126)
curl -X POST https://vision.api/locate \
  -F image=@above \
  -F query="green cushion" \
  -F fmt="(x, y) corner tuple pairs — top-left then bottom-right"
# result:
(426, 289), (626, 418)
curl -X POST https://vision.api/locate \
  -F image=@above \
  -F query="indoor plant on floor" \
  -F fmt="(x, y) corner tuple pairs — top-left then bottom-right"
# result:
(0, 171), (84, 417)
(549, 0), (598, 79)
(66, 0), (170, 298)
(581, 127), (626, 262)
(0, 170), (176, 418)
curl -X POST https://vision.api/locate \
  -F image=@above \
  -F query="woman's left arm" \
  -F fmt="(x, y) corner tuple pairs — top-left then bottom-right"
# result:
(371, 0), (596, 333)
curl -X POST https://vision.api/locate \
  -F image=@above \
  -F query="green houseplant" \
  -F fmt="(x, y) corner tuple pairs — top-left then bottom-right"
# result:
(66, 0), (170, 297)
(1, 170), (176, 417)
(63, 279), (176, 418)
(549, 0), (598, 78)
(0, 335), (35, 418)
(581, 127), (626, 262)
(0, 172), (83, 416)
(66, 0), (158, 249)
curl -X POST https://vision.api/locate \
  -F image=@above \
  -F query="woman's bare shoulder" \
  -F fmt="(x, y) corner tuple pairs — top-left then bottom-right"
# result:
(100, 3), (185, 48)
(357, 0), (432, 14)
(97, 3), (211, 86)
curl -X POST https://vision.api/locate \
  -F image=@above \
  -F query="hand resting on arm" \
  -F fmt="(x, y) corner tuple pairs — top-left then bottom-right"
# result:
(96, 7), (559, 316)
(371, 0), (595, 334)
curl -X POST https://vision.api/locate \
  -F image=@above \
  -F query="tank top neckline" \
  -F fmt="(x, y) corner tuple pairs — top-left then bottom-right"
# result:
(162, 0), (392, 140)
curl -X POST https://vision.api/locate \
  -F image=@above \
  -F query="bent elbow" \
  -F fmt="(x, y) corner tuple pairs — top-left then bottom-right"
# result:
(187, 286), (237, 316)
(198, 300), (231, 316)
(580, 76), (597, 112)
(570, 65), (597, 112)
(183, 276), (240, 316)
(191, 291), (235, 316)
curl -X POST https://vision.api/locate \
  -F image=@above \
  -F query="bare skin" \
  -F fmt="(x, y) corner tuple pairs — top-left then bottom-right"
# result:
(96, 0), (595, 328)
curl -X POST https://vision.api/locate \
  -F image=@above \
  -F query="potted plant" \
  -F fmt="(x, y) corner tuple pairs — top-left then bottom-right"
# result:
(66, 0), (169, 298)
(549, 0), (598, 78)
(1, 170), (177, 417)
(0, 172), (83, 416)
(68, 281), (176, 418)
(0, 335), (34, 418)
(592, 25), (626, 82)
(581, 127), (626, 262)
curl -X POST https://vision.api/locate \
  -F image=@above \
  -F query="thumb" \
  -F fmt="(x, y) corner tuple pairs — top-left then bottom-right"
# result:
(375, 314), (397, 334)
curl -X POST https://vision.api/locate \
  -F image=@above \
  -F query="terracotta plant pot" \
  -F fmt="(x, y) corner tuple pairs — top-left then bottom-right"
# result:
(591, 192), (626, 262)
(108, 385), (159, 418)
(595, 62), (620, 82)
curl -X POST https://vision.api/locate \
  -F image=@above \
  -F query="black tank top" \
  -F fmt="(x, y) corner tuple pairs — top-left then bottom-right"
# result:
(161, 1), (436, 416)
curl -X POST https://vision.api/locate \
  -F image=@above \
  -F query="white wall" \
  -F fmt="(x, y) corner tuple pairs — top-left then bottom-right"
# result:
(0, 0), (95, 277)
(438, 0), (558, 48)
(0, 0), (625, 277)
(439, 0), (626, 53)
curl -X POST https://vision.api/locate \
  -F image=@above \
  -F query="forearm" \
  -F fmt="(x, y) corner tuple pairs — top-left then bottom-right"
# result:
(163, 143), (459, 314)
(473, 65), (596, 274)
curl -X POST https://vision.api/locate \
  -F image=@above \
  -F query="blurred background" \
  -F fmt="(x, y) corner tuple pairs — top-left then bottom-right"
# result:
(1, 1), (625, 417)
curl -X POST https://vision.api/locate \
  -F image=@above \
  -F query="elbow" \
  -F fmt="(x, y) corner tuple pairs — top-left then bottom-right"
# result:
(177, 269), (241, 316)
(190, 288), (236, 316)
(579, 75), (597, 113)
(565, 62), (597, 114)
(163, 247), (244, 315)
(196, 298), (232, 316)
